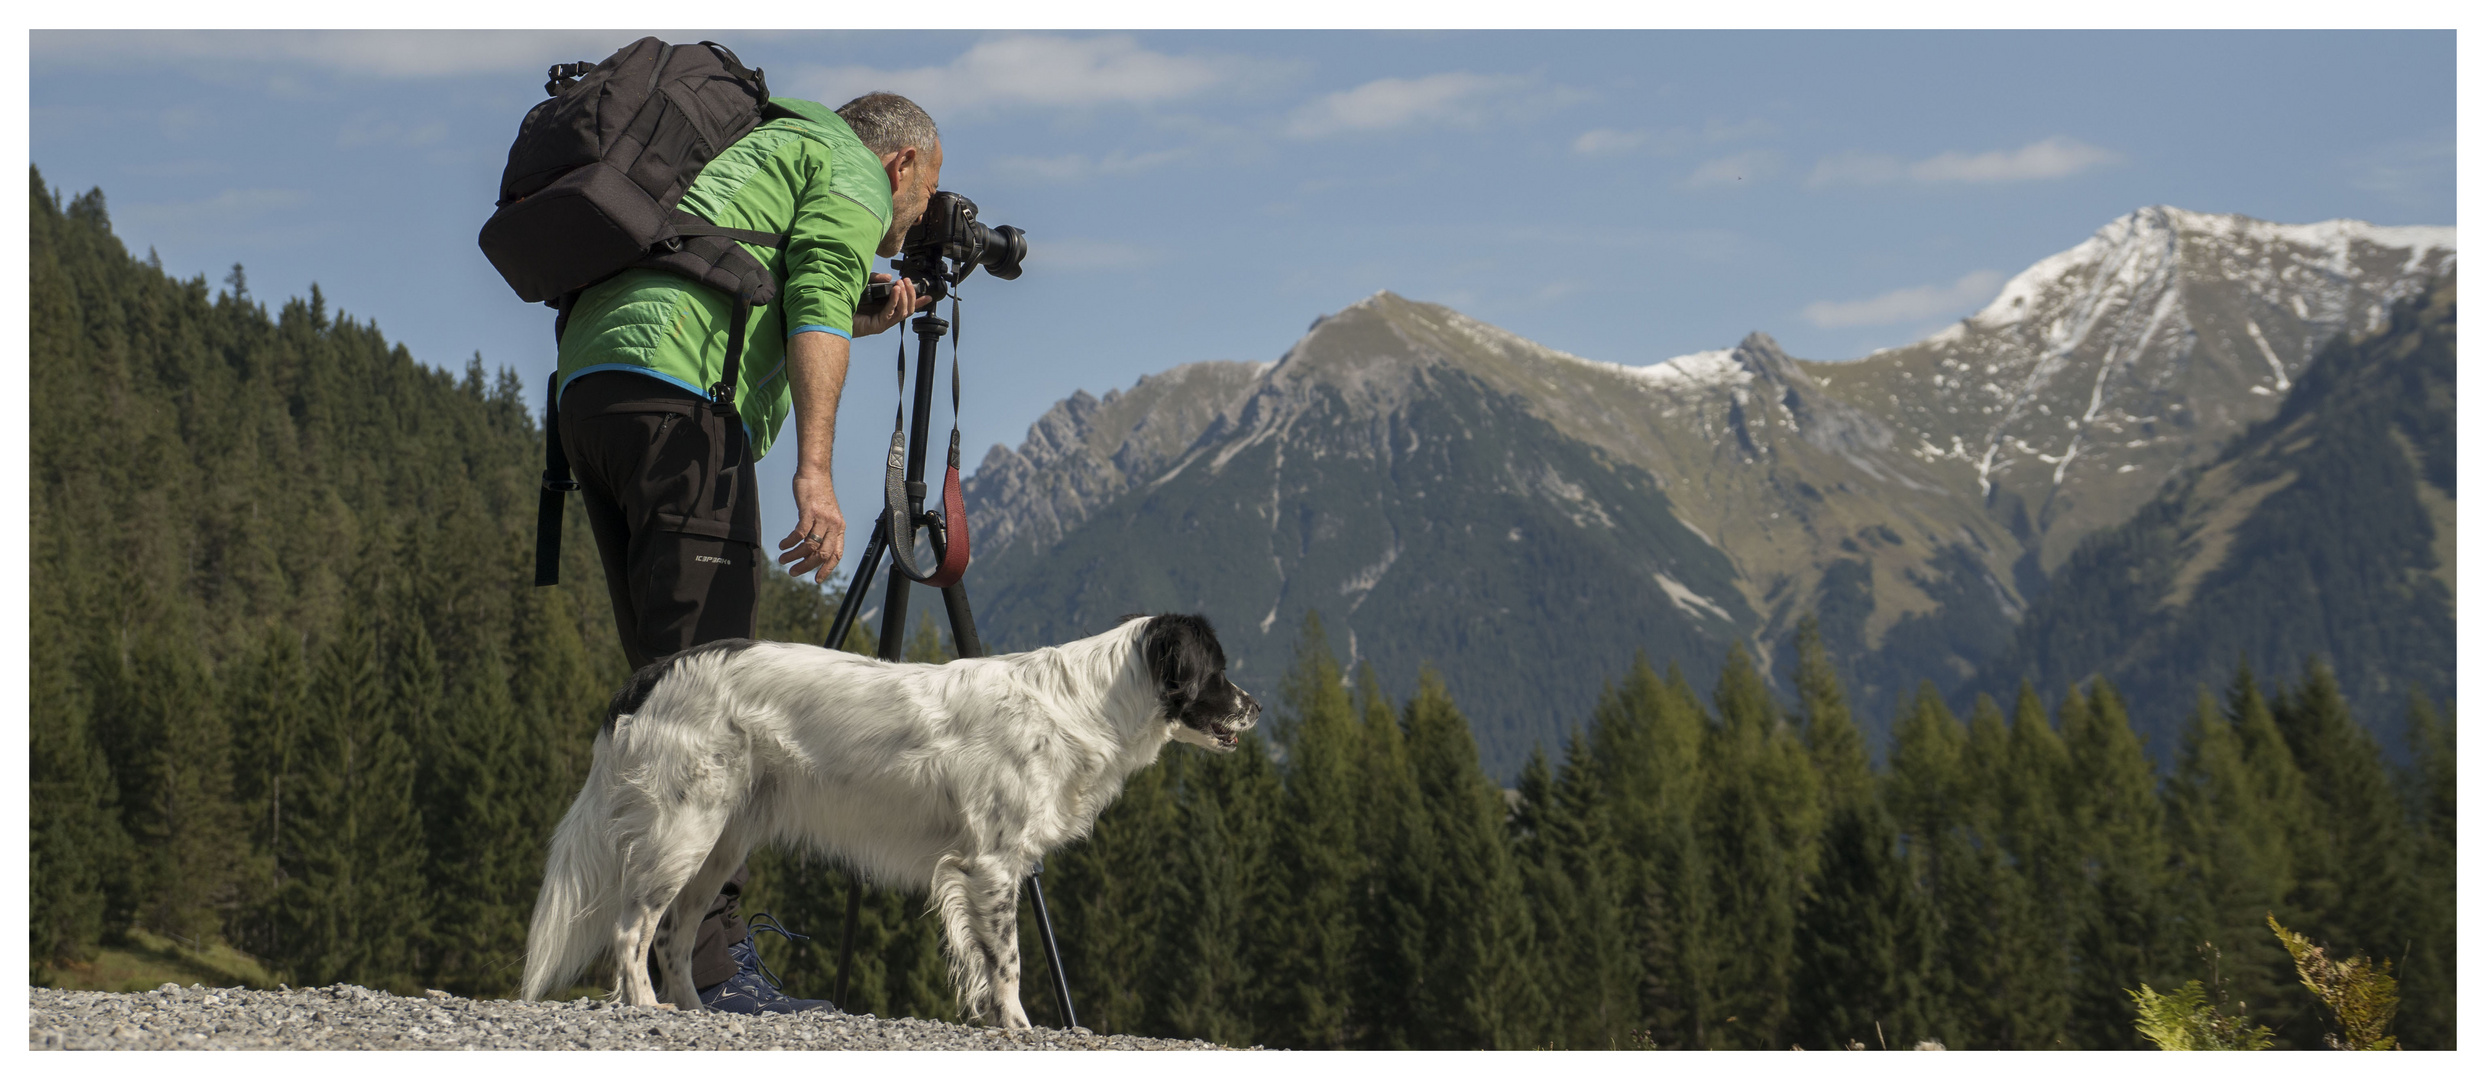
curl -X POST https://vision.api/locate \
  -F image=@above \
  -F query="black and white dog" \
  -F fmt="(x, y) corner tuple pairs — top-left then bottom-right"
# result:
(520, 614), (1258, 1026)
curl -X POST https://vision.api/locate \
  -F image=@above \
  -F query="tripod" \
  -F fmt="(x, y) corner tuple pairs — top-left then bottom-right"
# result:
(819, 308), (1078, 1031)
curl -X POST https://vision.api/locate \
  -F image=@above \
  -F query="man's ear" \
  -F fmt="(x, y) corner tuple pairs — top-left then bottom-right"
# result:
(880, 146), (914, 190)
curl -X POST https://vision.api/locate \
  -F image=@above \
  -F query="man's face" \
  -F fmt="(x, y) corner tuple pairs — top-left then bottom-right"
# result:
(879, 140), (944, 257)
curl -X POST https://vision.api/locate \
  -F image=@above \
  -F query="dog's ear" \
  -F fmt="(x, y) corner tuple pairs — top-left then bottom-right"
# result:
(1140, 614), (1224, 714)
(1116, 613), (1149, 626)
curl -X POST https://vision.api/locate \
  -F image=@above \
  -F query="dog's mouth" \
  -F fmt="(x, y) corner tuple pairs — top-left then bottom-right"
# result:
(1202, 718), (1240, 750)
(1182, 714), (1244, 751)
(1190, 720), (1240, 754)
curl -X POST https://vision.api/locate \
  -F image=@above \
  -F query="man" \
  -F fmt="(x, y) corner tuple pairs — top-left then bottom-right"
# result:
(552, 91), (942, 1012)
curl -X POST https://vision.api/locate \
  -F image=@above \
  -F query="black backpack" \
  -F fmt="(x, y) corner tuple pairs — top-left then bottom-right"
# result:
(480, 36), (793, 314)
(485, 37), (795, 587)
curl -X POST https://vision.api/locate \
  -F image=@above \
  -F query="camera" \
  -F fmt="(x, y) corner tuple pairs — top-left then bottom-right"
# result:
(860, 191), (1026, 313)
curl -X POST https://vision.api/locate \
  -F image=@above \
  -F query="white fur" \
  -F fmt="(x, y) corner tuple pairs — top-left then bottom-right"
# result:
(520, 617), (1244, 1026)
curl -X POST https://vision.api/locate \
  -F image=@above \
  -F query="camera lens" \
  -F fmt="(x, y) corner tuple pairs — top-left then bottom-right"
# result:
(977, 224), (1026, 280)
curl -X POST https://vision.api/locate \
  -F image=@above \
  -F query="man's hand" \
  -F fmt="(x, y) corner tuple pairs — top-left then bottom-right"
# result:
(777, 470), (844, 582)
(778, 329), (853, 584)
(853, 273), (932, 338)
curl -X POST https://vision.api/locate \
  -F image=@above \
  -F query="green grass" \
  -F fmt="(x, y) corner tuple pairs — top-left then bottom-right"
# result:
(35, 928), (280, 992)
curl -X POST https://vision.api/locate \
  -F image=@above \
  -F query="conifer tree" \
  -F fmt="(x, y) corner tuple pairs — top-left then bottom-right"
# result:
(1995, 681), (2077, 1044)
(1144, 743), (1261, 1045)
(1882, 682), (1968, 1044)
(1351, 666), (1434, 1049)
(423, 643), (540, 995)
(1214, 728), (1283, 1039)
(281, 612), (430, 990)
(1516, 736), (1641, 1047)
(1700, 643), (1815, 1047)
(1264, 613), (1362, 1047)
(2226, 661), (2312, 910)
(2395, 694), (2455, 1048)
(2166, 686), (2297, 1044)
(1789, 797), (1934, 1049)
(1589, 656), (1715, 1047)
(85, 631), (253, 950)
(1402, 667), (1546, 1048)
(2273, 661), (2427, 1044)
(29, 643), (128, 970)
(1792, 617), (1870, 815)
(1948, 694), (2054, 1047)
(2061, 679), (2176, 1048)
(388, 615), (446, 978)
(226, 629), (308, 897)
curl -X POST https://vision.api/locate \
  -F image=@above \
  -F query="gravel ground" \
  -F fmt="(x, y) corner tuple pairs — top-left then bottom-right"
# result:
(31, 983), (1244, 1051)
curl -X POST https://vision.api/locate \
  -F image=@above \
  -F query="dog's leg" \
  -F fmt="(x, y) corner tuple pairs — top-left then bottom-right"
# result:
(608, 764), (739, 1010)
(927, 853), (995, 1025)
(932, 853), (1031, 1029)
(973, 865), (1032, 1030)
(615, 899), (666, 1007)
(657, 838), (745, 1010)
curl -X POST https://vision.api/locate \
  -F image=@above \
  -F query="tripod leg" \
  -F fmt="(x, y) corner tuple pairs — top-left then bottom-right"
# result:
(834, 876), (861, 1007)
(876, 573), (912, 662)
(1026, 862), (1076, 1030)
(825, 512), (890, 652)
(939, 582), (986, 659)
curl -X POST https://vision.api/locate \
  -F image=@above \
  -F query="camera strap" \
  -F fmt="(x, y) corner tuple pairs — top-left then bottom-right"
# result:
(882, 296), (972, 588)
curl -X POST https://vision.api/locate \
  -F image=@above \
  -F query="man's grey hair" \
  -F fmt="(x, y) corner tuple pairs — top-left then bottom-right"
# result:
(835, 92), (939, 157)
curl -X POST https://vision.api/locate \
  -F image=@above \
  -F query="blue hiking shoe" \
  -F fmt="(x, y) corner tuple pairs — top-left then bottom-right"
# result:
(698, 918), (838, 1015)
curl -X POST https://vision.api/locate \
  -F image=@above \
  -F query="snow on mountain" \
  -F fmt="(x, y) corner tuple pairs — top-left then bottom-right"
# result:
(1813, 206), (2454, 571)
(955, 206), (2454, 747)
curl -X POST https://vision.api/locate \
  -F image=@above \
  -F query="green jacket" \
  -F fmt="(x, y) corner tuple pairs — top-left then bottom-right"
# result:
(554, 98), (891, 460)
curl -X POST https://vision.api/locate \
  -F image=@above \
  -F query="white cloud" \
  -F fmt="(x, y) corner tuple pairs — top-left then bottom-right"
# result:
(1911, 137), (2122, 182)
(1808, 136), (2122, 187)
(1801, 269), (2005, 328)
(1807, 151), (1906, 187)
(34, 29), (666, 79)
(1681, 149), (1783, 189)
(988, 147), (1194, 184)
(1576, 116), (1778, 158)
(795, 35), (1276, 114)
(2346, 132), (2454, 206)
(1285, 72), (1525, 138)
(1573, 128), (1649, 155)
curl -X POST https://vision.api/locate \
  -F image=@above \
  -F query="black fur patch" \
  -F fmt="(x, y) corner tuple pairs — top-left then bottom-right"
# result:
(602, 638), (758, 730)
(1138, 614), (1252, 734)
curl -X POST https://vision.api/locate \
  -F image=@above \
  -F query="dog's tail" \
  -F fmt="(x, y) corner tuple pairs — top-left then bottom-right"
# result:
(522, 730), (624, 1001)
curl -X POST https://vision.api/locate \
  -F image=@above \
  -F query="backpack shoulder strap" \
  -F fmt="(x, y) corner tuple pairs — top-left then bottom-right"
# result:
(670, 223), (787, 248)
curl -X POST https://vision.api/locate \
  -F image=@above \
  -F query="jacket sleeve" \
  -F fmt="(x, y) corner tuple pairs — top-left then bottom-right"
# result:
(779, 144), (887, 339)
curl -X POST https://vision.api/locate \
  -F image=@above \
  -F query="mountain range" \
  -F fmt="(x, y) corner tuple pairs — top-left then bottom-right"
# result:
(955, 207), (2455, 775)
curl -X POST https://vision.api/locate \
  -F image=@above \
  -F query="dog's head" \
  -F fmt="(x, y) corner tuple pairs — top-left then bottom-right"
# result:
(1129, 613), (1259, 752)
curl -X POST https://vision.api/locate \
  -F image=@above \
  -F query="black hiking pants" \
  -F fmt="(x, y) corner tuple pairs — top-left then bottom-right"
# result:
(559, 369), (761, 992)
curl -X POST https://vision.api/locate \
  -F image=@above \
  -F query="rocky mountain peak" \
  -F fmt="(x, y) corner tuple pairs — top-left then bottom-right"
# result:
(1815, 205), (2453, 570)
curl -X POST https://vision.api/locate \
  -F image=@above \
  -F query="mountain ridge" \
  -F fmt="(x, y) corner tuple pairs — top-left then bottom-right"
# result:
(958, 206), (2453, 772)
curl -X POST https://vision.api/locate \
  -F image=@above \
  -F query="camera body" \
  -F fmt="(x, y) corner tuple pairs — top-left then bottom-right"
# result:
(861, 191), (1027, 312)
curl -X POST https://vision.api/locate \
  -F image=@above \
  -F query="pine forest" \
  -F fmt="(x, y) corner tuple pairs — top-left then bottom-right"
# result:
(28, 171), (2457, 1049)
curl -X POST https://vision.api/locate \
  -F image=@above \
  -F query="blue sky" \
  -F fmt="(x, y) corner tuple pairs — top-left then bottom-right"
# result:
(29, 29), (2456, 578)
